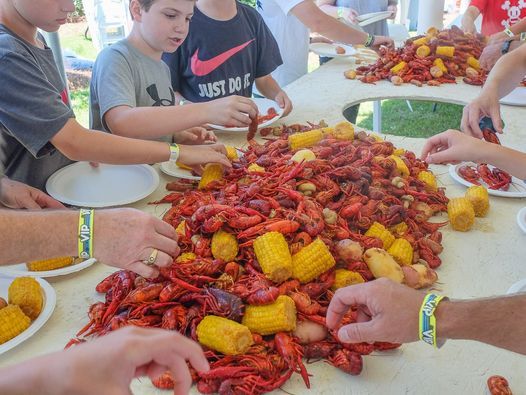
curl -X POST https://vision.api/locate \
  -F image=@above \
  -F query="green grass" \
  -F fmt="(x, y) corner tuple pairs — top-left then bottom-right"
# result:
(60, 22), (97, 59)
(356, 100), (463, 138)
(70, 88), (90, 127)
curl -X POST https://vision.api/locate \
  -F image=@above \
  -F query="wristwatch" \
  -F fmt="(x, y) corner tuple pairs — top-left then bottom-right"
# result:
(501, 39), (513, 55)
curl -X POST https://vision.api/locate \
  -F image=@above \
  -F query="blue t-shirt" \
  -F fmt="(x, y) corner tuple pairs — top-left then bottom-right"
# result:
(163, 2), (282, 102)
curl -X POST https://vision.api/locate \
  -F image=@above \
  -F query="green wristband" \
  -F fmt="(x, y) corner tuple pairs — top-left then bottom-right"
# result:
(419, 293), (447, 347)
(78, 209), (94, 259)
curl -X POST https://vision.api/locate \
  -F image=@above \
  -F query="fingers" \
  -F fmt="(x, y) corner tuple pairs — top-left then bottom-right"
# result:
(18, 195), (42, 209)
(170, 357), (193, 395)
(420, 132), (447, 161)
(151, 230), (180, 259)
(326, 286), (367, 329)
(468, 108), (483, 138)
(338, 321), (377, 343)
(489, 107), (503, 133)
(33, 191), (66, 209)
(153, 248), (178, 268)
(209, 144), (227, 156)
(128, 260), (159, 279)
(153, 217), (178, 240)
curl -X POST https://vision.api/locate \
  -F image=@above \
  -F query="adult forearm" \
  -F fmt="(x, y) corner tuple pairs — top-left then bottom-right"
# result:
(107, 103), (209, 139)
(510, 17), (526, 34)
(483, 45), (526, 98)
(0, 210), (77, 264)
(438, 294), (526, 355)
(317, 3), (338, 18)
(255, 76), (282, 100)
(461, 7), (478, 30)
(478, 144), (526, 179)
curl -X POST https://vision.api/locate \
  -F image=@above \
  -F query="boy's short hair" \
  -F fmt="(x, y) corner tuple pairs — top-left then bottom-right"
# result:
(130, 0), (156, 20)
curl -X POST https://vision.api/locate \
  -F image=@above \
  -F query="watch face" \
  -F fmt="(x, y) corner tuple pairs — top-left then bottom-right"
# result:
(501, 40), (512, 54)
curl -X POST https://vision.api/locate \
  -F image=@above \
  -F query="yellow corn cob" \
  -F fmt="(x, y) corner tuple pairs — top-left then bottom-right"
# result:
(198, 163), (224, 190)
(331, 269), (365, 290)
(0, 305), (31, 344)
(465, 185), (489, 217)
(26, 256), (74, 272)
(447, 197), (475, 231)
(390, 61), (408, 75)
(332, 122), (355, 141)
(175, 252), (196, 264)
(288, 129), (324, 150)
(387, 238), (414, 266)
(176, 161), (192, 170)
(392, 148), (405, 156)
(412, 37), (429, 47)
(436, 46), (455, 58)
(369, 133), (384, 142)
(320, 127), (335, 136)
(247, 163), (265, 173)
(242, 295), (296, 335)
(416, 45), (431, 58)
(426, 27), (438, 37)
(226, 146), (239, 161)
(196, 316), (253, 355)
(389, 221), (408, 237)
(253, 232), (293, 283)
(365, 222), (395, 249)
(291, 149), (316, 163)
(467, 56), (480, 70)
(175, 220), (187, 237)
(418, 171), (437, 191)
(389, 155), (410, 177)
(433, 58), (448, 73)
(8, 277), (43, 320)
(211, 229), (239, 262)
(291, 238), (336, 283)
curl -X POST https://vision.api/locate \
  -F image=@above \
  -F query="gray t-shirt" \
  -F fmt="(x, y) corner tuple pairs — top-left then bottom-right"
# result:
(90, 38), (176, 140)
(0, 24), (74, 190)
(336, 0), (392, 36)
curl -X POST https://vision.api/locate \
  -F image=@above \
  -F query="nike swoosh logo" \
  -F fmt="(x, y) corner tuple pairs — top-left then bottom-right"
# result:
(190, 39), (255, 77)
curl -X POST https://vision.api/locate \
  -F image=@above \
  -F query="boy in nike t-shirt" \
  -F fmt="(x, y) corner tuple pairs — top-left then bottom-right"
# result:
(163, 0), (293, 116)
(90, 0), (258, 142)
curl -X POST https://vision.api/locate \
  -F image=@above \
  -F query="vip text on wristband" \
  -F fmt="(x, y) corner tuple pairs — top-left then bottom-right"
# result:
(78, 209), (94, 259)
(419, 293), (447, 347)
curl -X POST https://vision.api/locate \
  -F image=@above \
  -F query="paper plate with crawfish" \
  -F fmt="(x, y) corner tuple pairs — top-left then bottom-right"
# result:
(449, 162), (526, 198)
(0, 276), (56, 355)
(0, 258), (97, 278)
(207, 98), (283, 132)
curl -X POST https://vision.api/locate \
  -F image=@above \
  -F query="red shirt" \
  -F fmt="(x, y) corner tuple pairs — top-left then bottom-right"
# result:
(470, 0), (526, 36)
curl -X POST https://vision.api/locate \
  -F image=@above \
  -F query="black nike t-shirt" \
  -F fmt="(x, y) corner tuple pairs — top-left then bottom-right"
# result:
(162, 2), (282, 102)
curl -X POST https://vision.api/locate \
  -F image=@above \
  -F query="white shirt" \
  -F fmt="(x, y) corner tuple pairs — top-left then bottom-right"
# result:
(257, 0), (310, 87)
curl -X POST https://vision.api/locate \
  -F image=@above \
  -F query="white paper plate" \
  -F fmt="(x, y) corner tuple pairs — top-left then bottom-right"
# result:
(309, 42), (357, 58)
(500, 87), (526, 106)
(160, 161), (201, 180)
(357, 11), (392, 26)
(449, 162), (526, 198)
(0, 276), (56, 355)
(0, 258), (97, 278)
(207, 98), (284, 132)
(507, 278), (526, 294)
(517, 207), (526, 234)
(46, 162), (159, 207)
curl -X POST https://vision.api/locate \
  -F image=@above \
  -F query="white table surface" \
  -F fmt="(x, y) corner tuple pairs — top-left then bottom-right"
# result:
(1, 57), (525, 394)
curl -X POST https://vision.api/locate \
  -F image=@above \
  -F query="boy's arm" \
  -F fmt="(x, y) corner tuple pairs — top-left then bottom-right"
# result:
(317, 0), (339, 18)
(255, 75), (283, 100)
(461, 5), (481, 34)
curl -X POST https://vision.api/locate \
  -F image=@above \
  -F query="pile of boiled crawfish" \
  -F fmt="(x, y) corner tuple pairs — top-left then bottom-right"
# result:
(354, 25), (487, 86)
(70, 122), (450, 394)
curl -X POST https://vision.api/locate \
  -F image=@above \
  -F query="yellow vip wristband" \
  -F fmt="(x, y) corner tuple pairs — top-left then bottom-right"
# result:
(419, 293), (448, 348)
(78, 208), (94, 259)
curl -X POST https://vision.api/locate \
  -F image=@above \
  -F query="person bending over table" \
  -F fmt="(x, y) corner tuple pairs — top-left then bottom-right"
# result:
(479, 17), (526, 70)
(461, 0), (526, 36)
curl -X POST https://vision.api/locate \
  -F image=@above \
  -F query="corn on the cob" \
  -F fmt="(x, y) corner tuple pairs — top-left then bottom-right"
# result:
(247, 163), (265, 173)
(467, 56), (480, 70)
(198, 163), (223, 190)
(175, 252), (197, 264)
(242, 295), (296, 335)
(389, 221), (408, 237)
(412, 37), (429, 46)
(426, 27), (438, 37)
(0, 305), (31, 344)
(365, 222), (395, 249)
(387, 238), (413, 266)
(253, 232), (293, 283)
(369, 133), (384, 142)
(291, 238), (336, 283)
(175, 220), (187, 237)
(389, 155), (410, 177)
(416, 45), (431, 58)
(433, 58), (448, 73)
(291, 149), (316, 163)
(225, 146), (239, 161)
(196, 316), (253, 355)
(390, 61), (408, 75)
(392, 148), (405, 156)
(288, 129), (324, 150)
(331, 269), (365, 290)
(332, 122), (354, 141)
(418, 171), (437, 191)
(320, 127), (335, 136)
(176, 161), (192, 170)
(436, 46), (455, 57)
(26, 256), (74, 272)
(211, 229), (239, 262)
(8, 277), (43, 320)
(447, 197), (475, 231)
(465, 185), (489, 217)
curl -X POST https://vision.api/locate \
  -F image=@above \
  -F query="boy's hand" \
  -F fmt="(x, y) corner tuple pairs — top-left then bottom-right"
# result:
(0, 178), (65, 209)
(371, 36), (394, 51)
(178, 144), (231, 170)
(174, 127), (217, 145)
(420, 129), (490, 165)
(206, 96), (258, 127)
(275, 91), (293, 117)
(461, 93), (503, 138)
